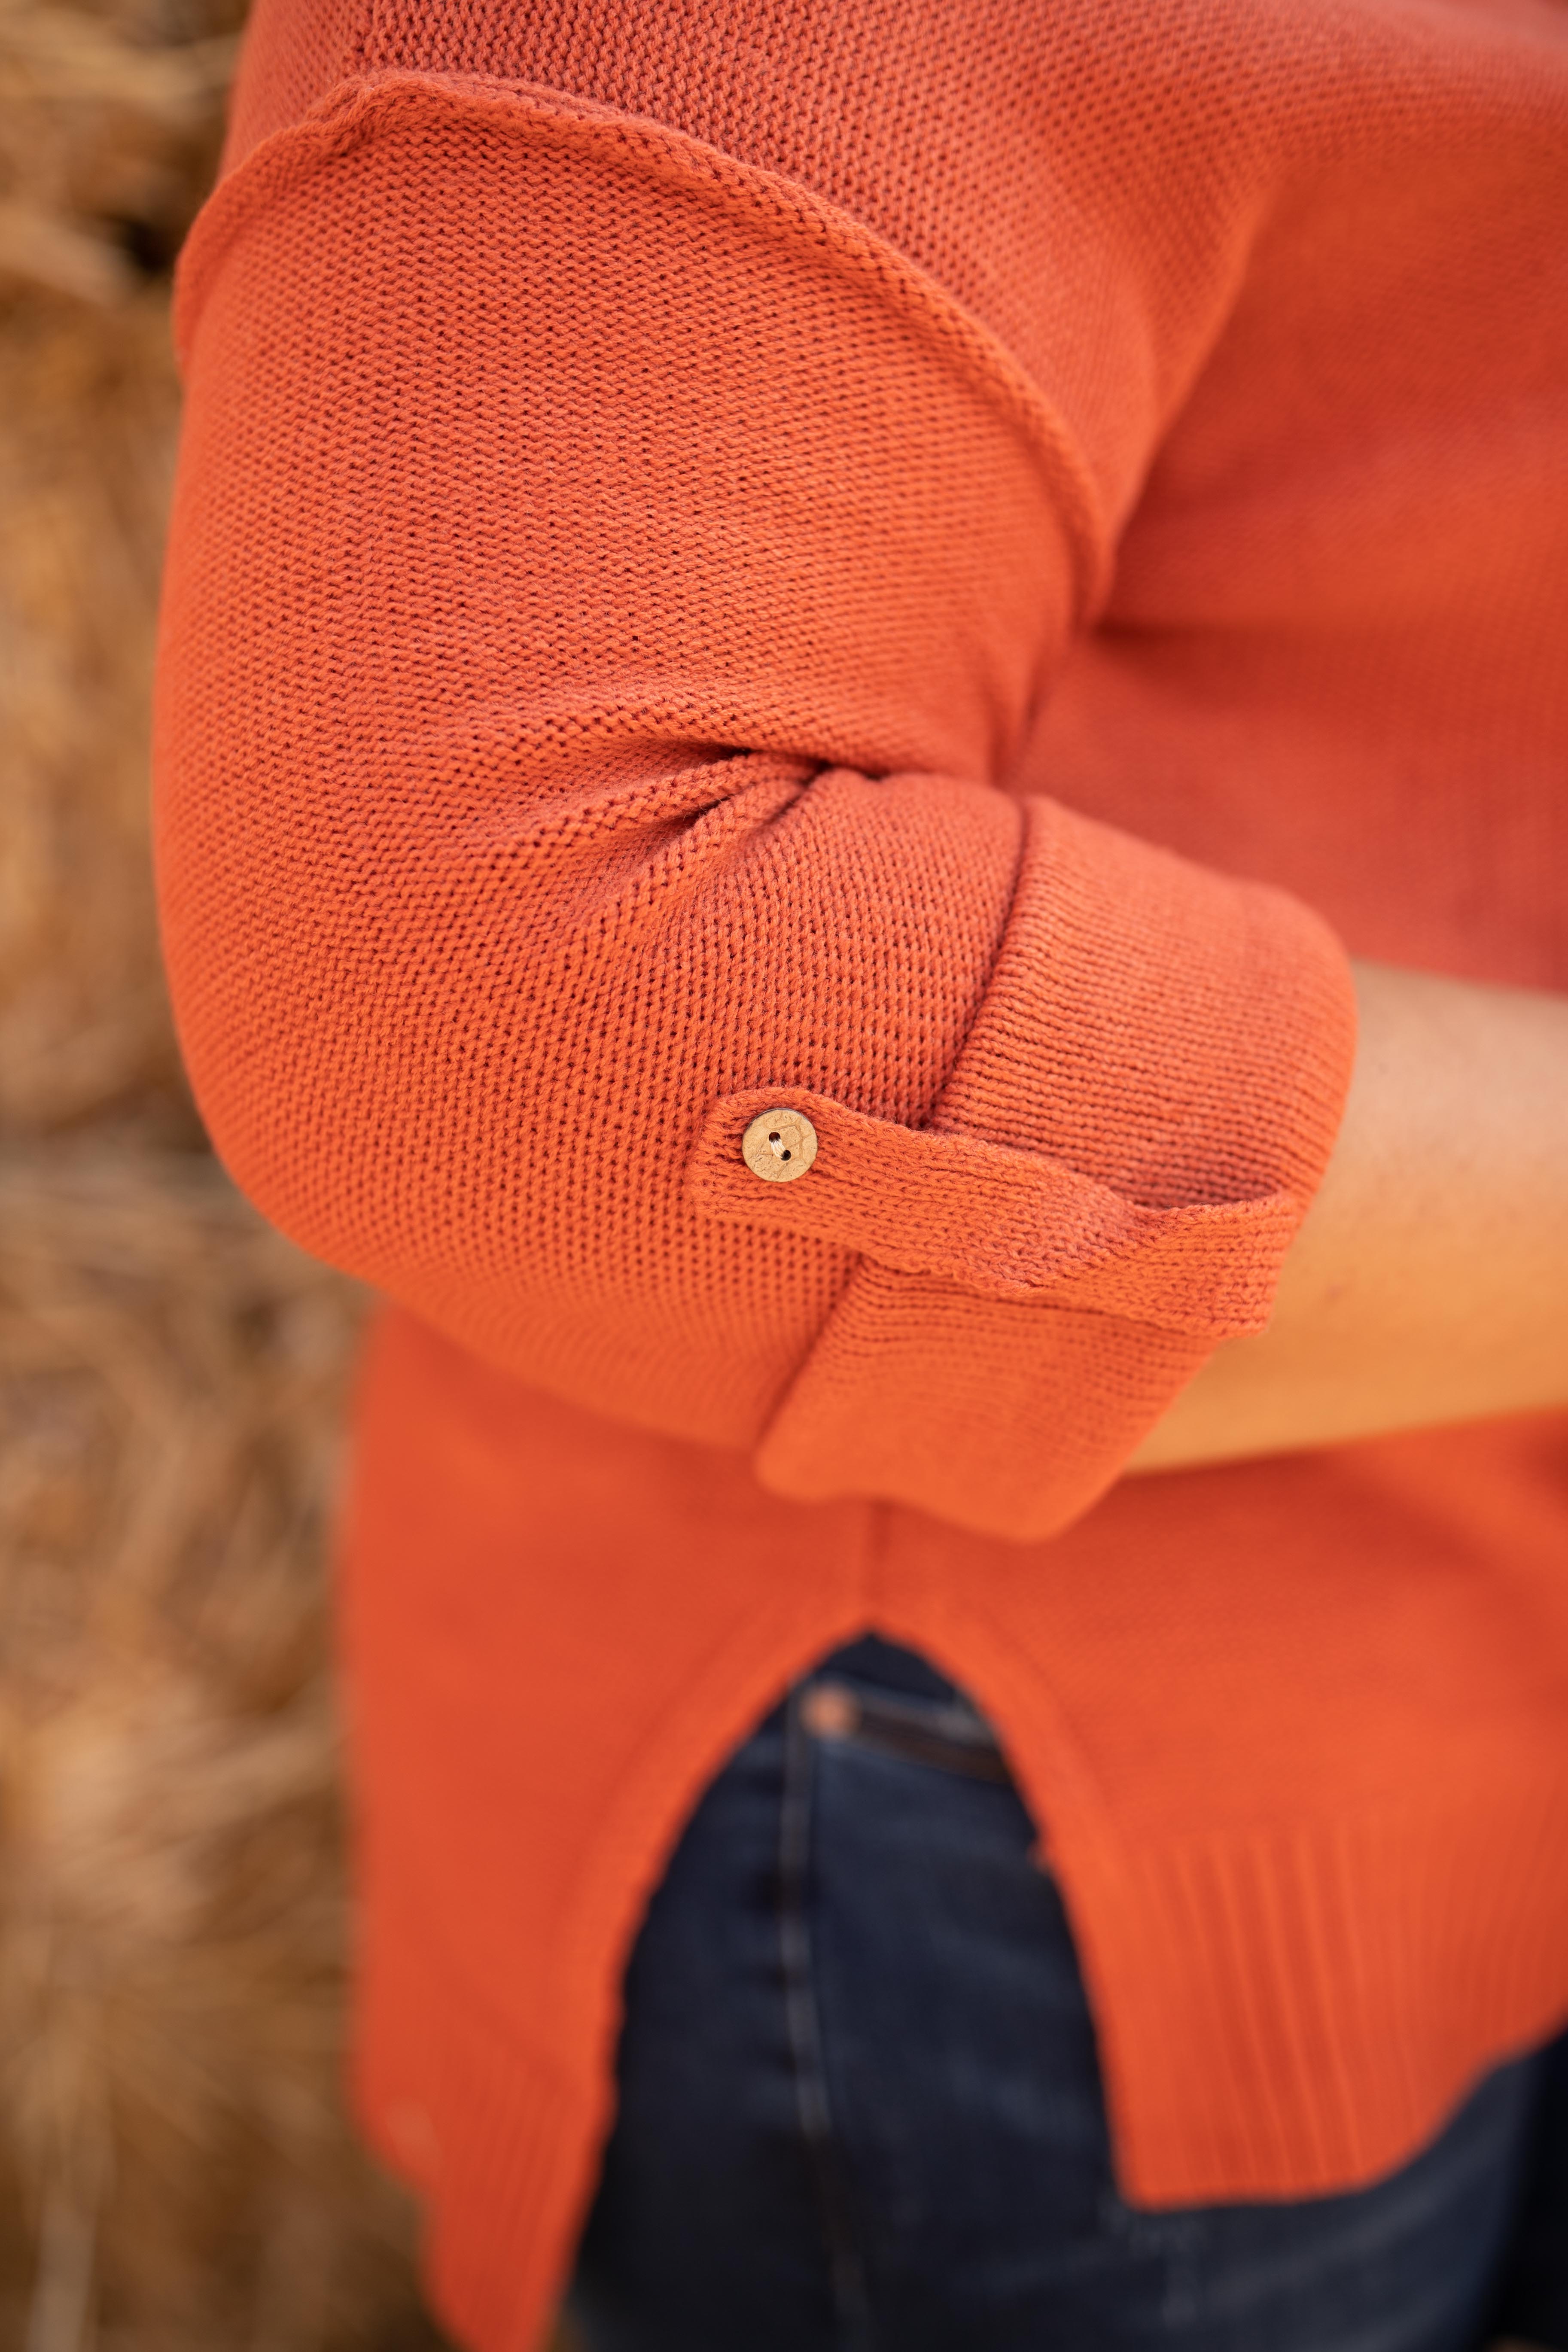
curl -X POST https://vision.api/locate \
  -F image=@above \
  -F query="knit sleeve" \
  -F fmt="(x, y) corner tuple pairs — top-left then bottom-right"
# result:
(153, 68), (1356, 1543)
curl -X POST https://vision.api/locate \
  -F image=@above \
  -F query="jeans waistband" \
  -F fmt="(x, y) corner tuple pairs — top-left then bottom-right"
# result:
(800, 1638), (1012, 1786)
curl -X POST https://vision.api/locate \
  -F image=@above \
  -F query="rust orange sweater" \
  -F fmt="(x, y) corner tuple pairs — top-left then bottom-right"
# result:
(153, 0), (1568, 2345)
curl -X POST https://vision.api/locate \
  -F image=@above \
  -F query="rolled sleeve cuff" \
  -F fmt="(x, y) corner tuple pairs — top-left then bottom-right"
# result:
(688, 794), (1358, 1540)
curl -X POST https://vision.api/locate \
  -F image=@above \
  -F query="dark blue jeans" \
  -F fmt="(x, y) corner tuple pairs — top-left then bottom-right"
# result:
(570, 1638), (1568, 2352)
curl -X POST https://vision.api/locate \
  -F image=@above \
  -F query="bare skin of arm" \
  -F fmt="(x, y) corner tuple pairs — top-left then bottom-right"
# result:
(1127, 960), (1568, 1474)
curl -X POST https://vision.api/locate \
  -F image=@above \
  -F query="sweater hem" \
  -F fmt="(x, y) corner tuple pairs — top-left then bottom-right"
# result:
(352, 1658), (1568, 2352)
(354, 1941), (597, 2352)
(950, 1610), (1568, 2203)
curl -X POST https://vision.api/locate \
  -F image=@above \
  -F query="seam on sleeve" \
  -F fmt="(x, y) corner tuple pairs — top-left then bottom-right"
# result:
(172, 67), (1111, 618)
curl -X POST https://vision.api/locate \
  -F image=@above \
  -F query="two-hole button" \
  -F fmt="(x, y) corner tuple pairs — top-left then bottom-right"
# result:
(741, 1108), (818, 1184)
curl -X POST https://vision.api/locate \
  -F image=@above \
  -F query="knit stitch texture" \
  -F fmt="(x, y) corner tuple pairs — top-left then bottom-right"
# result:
(154, 2), (1568, 2346)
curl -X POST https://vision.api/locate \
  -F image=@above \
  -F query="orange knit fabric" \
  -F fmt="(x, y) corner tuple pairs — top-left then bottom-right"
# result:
(152, 1), (1568, 2345)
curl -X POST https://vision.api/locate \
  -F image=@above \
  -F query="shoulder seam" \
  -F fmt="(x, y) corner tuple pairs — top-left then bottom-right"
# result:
(174, 68), (1111, 615)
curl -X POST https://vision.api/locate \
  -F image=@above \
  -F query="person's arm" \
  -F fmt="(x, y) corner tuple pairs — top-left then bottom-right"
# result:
(1128, 960), (1568, 1472)
(155, 70), (1360, 1550)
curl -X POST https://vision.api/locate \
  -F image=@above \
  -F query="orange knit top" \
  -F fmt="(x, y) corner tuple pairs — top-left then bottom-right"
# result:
(152, 1), (1568, 2345)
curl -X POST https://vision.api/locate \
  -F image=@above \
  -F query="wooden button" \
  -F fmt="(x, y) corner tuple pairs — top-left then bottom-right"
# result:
(741, 1108), (818, 1184)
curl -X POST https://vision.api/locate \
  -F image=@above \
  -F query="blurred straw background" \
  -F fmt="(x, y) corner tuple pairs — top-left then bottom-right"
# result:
(0, 5), (466, 2344)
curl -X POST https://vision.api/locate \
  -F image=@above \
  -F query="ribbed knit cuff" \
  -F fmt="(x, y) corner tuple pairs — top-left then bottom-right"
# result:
(694, 797), (1357, 1540)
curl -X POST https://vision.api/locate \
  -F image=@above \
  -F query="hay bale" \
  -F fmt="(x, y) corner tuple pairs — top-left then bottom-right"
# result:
(0, 0), (240, 1139)
(0, 1147), (457, 2351)
(0, 8), (495, 2344)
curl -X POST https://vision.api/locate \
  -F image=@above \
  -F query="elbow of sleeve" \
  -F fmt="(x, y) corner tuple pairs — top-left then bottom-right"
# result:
(155, 731), (1354, 1549)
